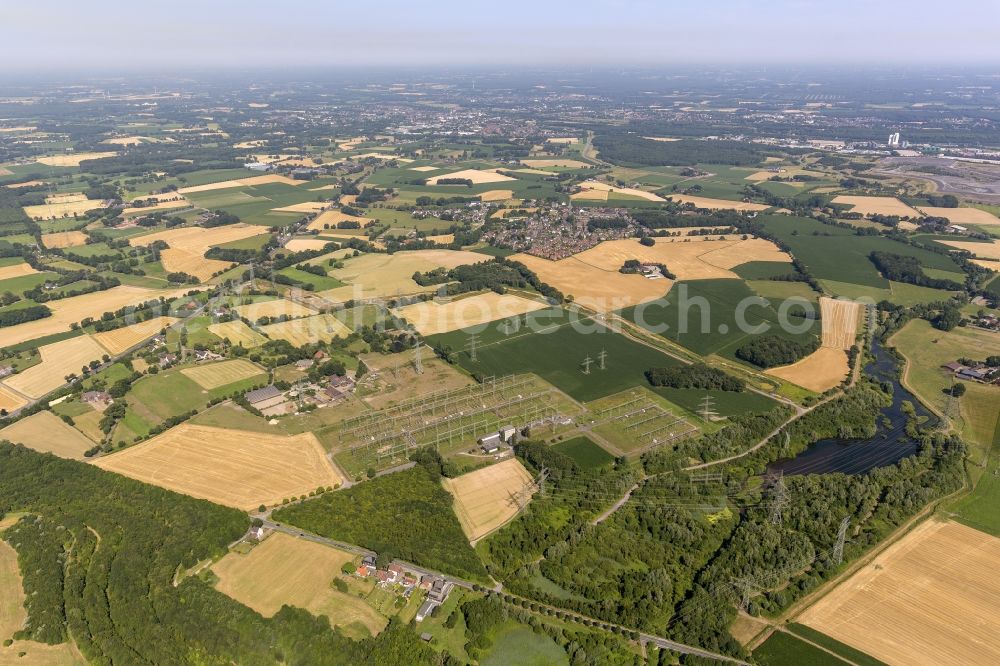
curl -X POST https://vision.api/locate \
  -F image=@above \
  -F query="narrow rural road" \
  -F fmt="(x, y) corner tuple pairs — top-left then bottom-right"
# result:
(592, 483), (639, 525)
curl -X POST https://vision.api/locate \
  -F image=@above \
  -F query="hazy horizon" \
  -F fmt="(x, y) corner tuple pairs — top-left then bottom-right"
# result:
(3, 0), (999, 71)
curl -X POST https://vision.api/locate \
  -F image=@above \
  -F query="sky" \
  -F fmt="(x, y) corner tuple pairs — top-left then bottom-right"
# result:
(3, 0), (999, 71)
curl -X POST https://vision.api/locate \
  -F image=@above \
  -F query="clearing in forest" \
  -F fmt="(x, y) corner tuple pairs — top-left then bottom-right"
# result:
(442, 458), (537, 541)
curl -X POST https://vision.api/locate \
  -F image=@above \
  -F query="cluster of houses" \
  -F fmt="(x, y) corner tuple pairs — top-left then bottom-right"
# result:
(245, 370), (356, 416)
(354, 555), (454, 622)
(970, 311), (1000, 332)
(942, 361), (1000, 384)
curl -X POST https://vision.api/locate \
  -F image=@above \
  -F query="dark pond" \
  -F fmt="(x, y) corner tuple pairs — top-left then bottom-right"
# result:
(767, 336), (936, 476)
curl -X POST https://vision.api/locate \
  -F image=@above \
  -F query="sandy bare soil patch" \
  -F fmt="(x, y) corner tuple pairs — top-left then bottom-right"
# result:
(160, 248), (233, 281)
(40, 230), (89, 248)
(129, 223), (267, 255)
(208, 320), (268, 347)
(744, 171), (779, 182)
(306, 209), (370, 232)
(260, 314), (351, 346)
(799, 520), (1000, 666)
(577, 180), (665, 202)
(45, 193), (88, 204)
(35, 152), (117, 167)
(271, 201), (328, 214)
(213, 532), (387, 635)
(233, 298), (317, 321)
(425, 169), (515, 185)
(0, 410), (95, 459)
(425, 233), (455, 245)
(177, 174), (303, 194)
(938, 239), (1000, 260)
(916, 206), (1000, 226)
(0, 385), (28, 413)
(0, 262), (38, 281)
(766, 347), (850, 393)
(102, 136), (144, 146)
(820, 297), (863, 349)
(479, 189), (514, 202)
(521, 159), (589, 169)
(396, 292), (548, 336)
(0, 285), (181, 347)
(180, 359), (265, 390)
(443, 458), (536, 541)
(91, 316), (177, 355)
(93, 424), (343, 510)
(668, 194), (770, 211)
(284, 238), (336, 252)
(4, 336), (107, 399)
(545, 137), (578, 144)
(409, 165), (439, 172)
(3, 179), (48, 189)
(320, 249), (486, 302)
(831, 195), (921, 217)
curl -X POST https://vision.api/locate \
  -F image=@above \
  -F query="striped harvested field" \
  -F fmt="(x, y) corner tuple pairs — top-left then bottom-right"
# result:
(180, 359), (265, 390)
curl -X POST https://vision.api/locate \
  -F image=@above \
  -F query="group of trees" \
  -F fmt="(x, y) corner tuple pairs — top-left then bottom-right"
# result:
(869, 251), (965, 291)
(645, 363), (746, 392)
(735, 334), (819, 369)
(0, 444), (436, 664)
(0, 303), (50, 327)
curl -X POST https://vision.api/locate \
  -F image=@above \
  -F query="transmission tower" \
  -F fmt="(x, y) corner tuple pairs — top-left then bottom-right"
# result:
(769, 472), (789, 526)
(466, 334), (480, 361)
(833, 516), (850, 565)
(537, 466), (549, 497)
(699, 394), (718, 421)
(736, 576), (756, 611)
(581, 356), (593, 375)
(597, 349), (607, 370)
(413, 341), (423, 374)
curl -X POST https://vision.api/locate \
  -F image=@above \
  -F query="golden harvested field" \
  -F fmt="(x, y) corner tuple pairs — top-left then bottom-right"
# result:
(176, 174), (303, 194)
(570, 189), (609, 201)
(520, 158), (589, 168)
(546, 137), (578, 144)
(36, 152), (117, 166)
(0, 410), (95, 459)
(93, 424), (344, 510)
(213, 532), (387, 636)
(40, 230), (89, 248)
(261, 314), (351, 346)
(971, 259), (1000, 271)
(91, 316), (177, 355)
(350, 152), (411, 163)
(576, 180), (665, 202)
(119, 198), (190, 218)
(799, 520), (1000, 666)
(3, 336), (107, 399)
(306, 209), (370, 232)
(45, 193), (88, 204)
(180, 359), (265, 390)
(0, 285), (181, 347)
(320, 249), (486, 302)
(208, 320), (268, 347)
(3, 179), (48, 188)
(0, 640), (84, 665)
(271, 201), (328, 214)
(425, 233), (455, 244)
(831, 195), (921, 217)
(511, 253), (669, 312)
(479, 189), (514, 202)
(744, 171), (779, 182)
(938, 239), (1000, 260)
(443, 458), (536, 541)
(284, 237), (337, 252)
(102, 136), (144, 146)
(425, 169), (515, 185)
(0, 262), (38, 281)
(667, 194), (770, 211)
(396, 292), (548, 336)
(820, 297), (863, 349)
(159, 248), (233, 281)
(0, 385), (28, 413)
(0, 538), (26, 642)
(766, 347), (850, 393)
(129, 223), (268, 255)
(409, 165), (439, 172)
(233, 298), (317, 321)
(916, 206), (1000, 225)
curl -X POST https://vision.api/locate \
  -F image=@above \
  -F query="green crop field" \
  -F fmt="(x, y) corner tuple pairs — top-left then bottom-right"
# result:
(759, 215), (963, 288)
(753, 630), (846, 666)
(785, 624), (887, 666)
(550, 436), (615, 469)
(619, 279), (820, 360)
(480, 625), (568, 666)
(432, 317), (681, 402)
(732, 261), (798, 280)
(652, 386), (779, 417)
